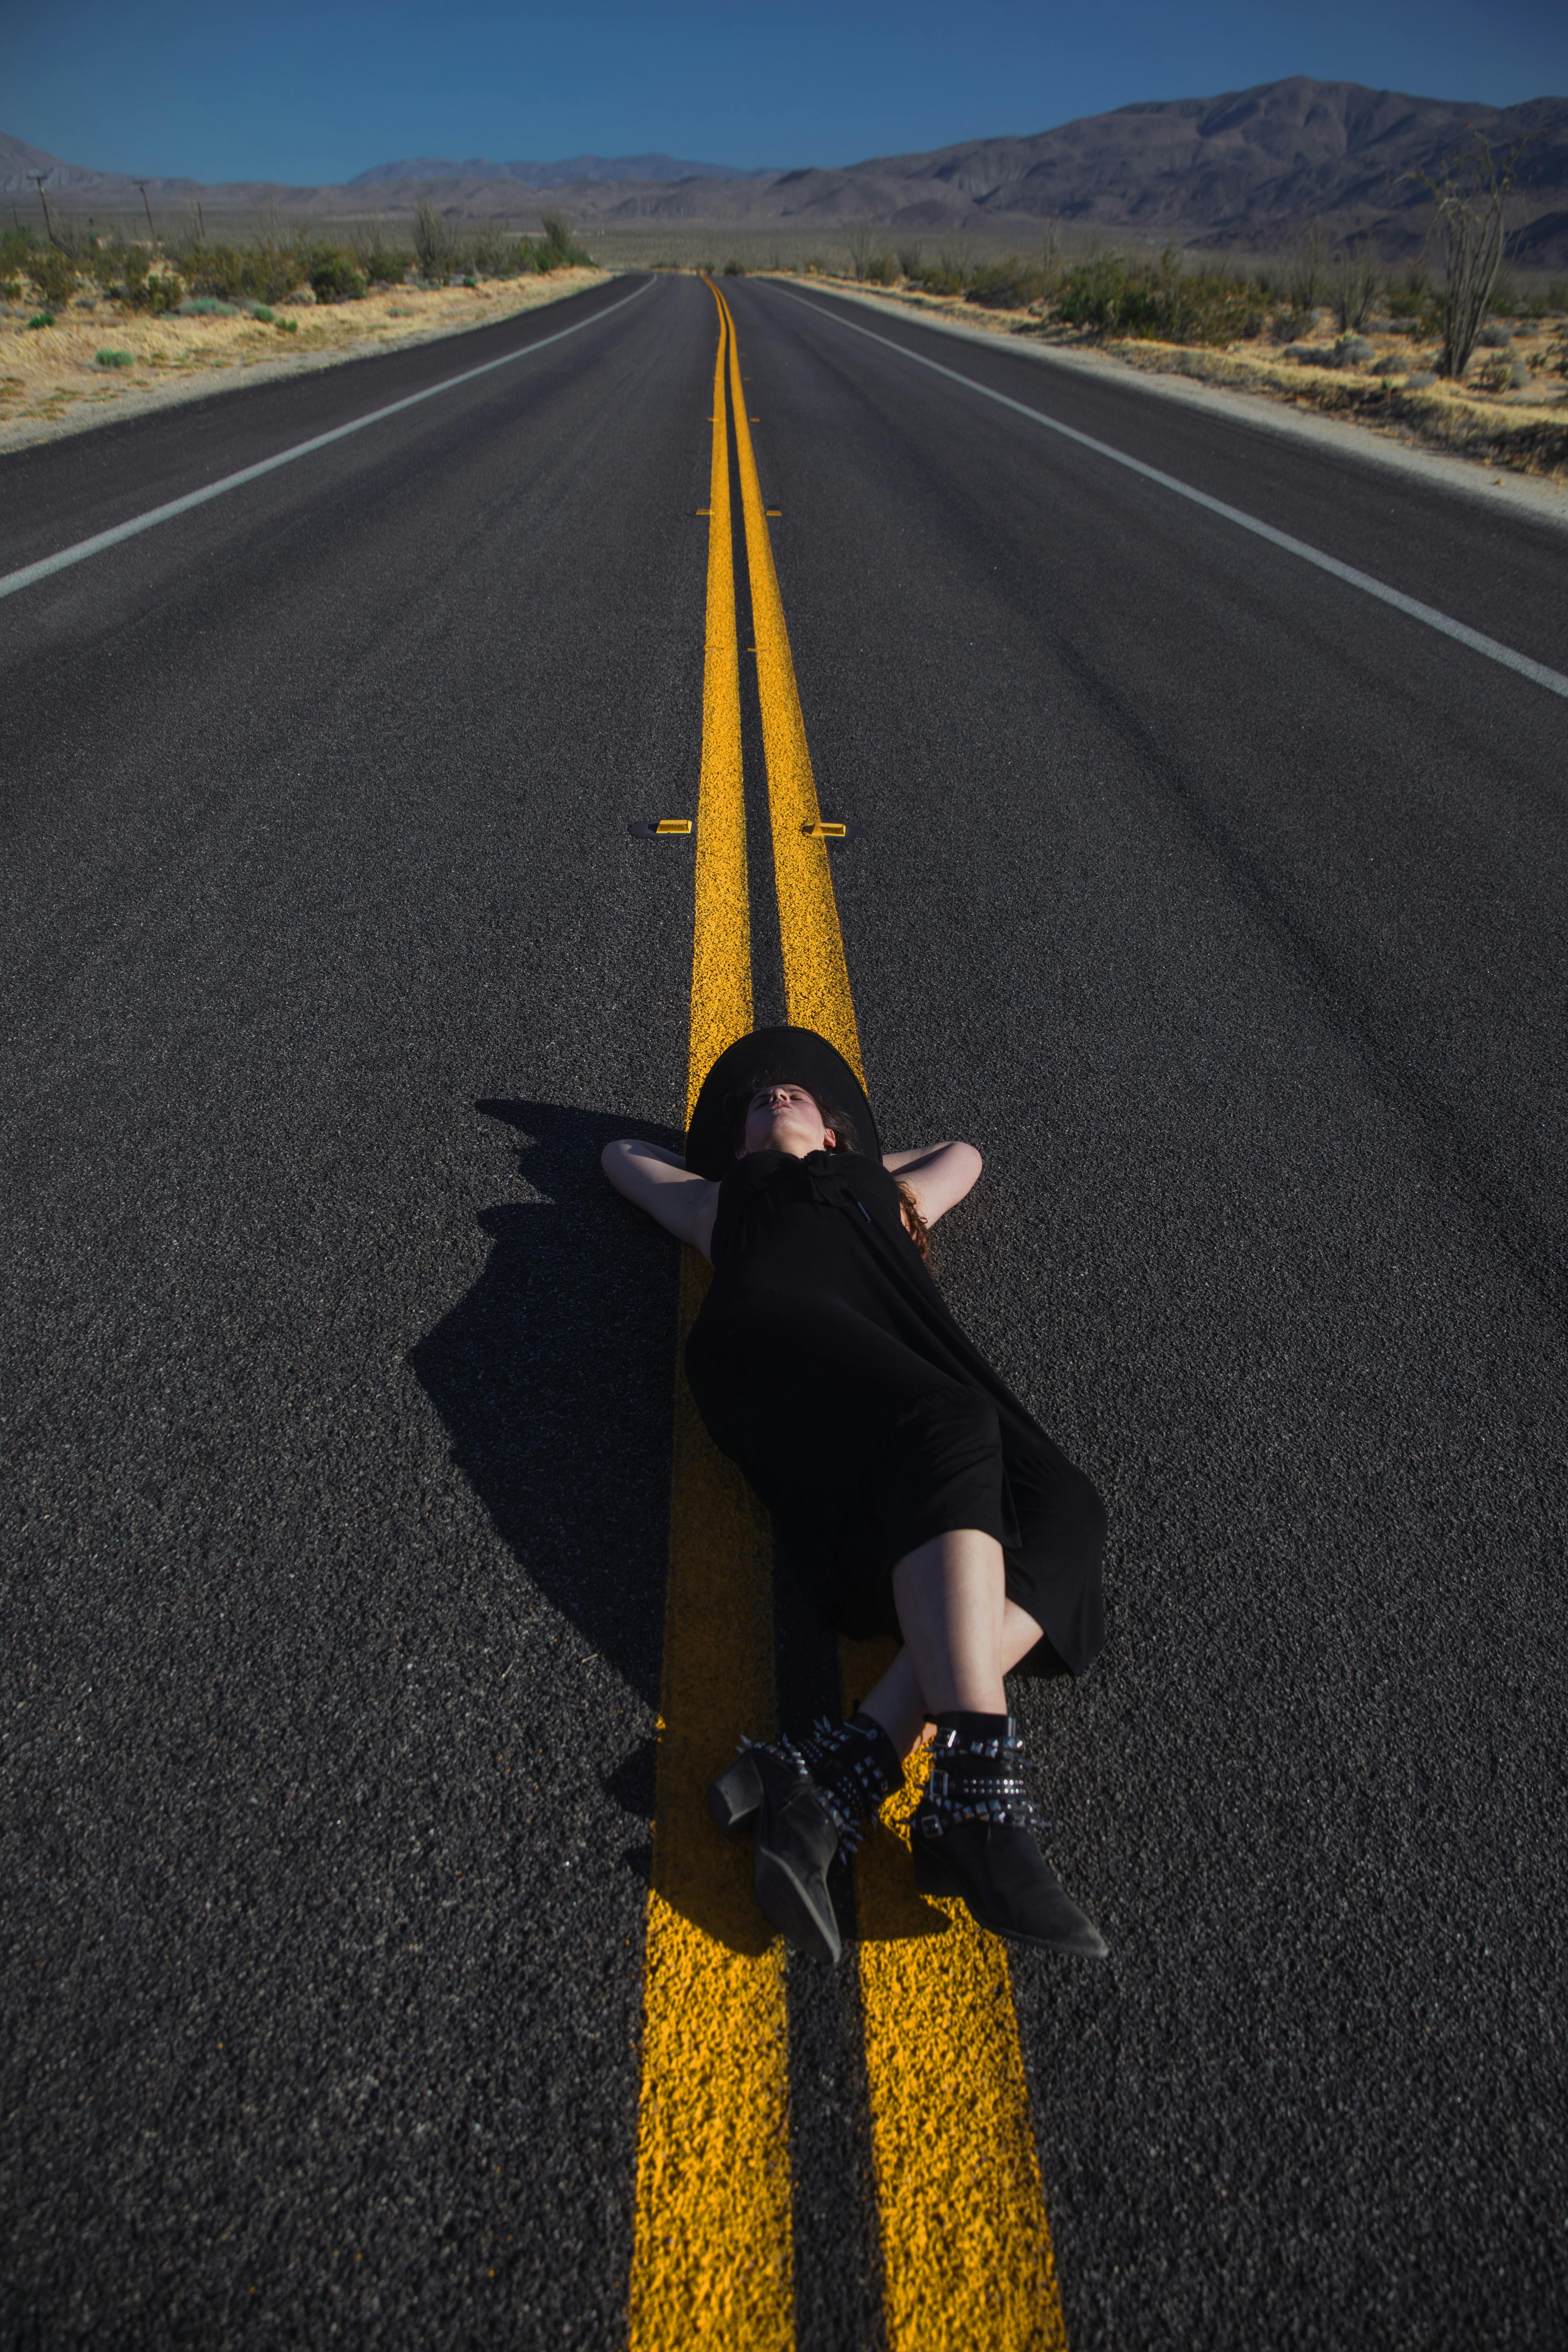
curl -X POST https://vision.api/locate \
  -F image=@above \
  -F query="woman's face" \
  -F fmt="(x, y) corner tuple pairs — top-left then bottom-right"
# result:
(738, 1082), (835, 1160)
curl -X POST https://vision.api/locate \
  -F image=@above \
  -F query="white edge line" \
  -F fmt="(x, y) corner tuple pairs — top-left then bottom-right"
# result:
(771, 283), (1568, 705)
(0, 277), (653, 602)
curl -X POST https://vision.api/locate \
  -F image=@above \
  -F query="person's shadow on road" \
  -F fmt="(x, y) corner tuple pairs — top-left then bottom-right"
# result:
(410, 1099), (680, 1710)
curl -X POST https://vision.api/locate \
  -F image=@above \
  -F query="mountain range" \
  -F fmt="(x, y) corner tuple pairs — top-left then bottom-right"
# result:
(346, 153), (775, 187)
(5, 79), (1567, 262)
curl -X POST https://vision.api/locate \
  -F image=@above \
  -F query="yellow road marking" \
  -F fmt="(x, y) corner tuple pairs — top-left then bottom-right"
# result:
(720, 293), (862, 1077)
(716, 285), (1072, 2352)
(627, 289), (793, 2352)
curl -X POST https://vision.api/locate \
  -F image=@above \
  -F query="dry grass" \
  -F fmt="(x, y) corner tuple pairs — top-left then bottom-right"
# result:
(0, 269), (608, 456)
(779, 273), (1568, 483)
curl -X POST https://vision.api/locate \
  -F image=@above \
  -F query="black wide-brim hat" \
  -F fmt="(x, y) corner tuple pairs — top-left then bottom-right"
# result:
(685, 1026), (881, 1178)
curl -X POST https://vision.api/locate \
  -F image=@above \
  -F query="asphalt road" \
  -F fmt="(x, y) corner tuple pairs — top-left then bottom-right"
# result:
(3, 269), (1566, 2349)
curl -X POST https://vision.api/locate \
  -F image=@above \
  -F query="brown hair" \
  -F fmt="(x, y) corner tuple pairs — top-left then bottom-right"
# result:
(895, 1179), (931, 1264)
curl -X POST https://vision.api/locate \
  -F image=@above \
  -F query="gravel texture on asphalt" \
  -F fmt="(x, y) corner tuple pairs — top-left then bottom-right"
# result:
(3, 268), (1565, 2349)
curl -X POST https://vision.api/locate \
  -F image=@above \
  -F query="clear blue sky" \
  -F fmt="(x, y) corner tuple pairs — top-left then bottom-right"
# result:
(11, 0), (1566, 183)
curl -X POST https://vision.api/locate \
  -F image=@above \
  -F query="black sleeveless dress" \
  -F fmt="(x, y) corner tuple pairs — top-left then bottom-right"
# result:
(683, 1149), (1106, 1676)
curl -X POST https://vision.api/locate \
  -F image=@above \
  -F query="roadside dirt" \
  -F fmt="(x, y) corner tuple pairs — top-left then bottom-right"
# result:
(0, 270), (610, 457)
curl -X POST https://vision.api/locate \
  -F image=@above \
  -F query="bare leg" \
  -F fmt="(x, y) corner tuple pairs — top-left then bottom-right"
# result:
(856, 1529), (1047, 1759)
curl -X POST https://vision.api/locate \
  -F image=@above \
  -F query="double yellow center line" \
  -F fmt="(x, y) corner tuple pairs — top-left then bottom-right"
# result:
(626, 282), (1068, 2351)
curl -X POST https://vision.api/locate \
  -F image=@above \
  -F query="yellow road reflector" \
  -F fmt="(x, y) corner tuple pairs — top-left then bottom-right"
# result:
(628, 819), (694, 838)
(695, 507), (712, 516)
(799, 820), (863, 841)
(764, 509), (782, 517)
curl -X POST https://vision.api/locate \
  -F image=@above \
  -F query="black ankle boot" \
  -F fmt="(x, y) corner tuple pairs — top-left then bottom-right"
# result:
(708, 1714), (903, 1966)
(912, 1711), (1109, 1960)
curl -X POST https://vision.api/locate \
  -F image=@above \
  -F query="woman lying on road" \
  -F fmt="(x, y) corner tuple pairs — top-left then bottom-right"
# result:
(602, 1026), (1108, 1963)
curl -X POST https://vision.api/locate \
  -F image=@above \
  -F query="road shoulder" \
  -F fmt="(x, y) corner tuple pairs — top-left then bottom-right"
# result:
(769, 276), (1568, 536)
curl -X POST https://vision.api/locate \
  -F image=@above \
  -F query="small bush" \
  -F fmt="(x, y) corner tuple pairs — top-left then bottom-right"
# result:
(26, 311), (56, 330)
(251, 303), (275, 322)
(1472, 353), (1513, 393)
(352, 233), (414, 286)
(95, 348), (134, 367)
(913, 264), (965, 296)
(307, 249), (366, 303)
(114, 250), (183, 312)
(0, 277), (21, 302)
(178, 296), (240, 316)
(965, 258), (1044, 308)
(863, 252), (898, 287)
(1476, 321), (1512, 347)
(537, 211), (590, 269)
(412, 200), (455, 283)
(1057, 251), (1259, 345)
(722, 258), (746, 276)
(896, 242), (923, 279)
(26, 248), (80, 311)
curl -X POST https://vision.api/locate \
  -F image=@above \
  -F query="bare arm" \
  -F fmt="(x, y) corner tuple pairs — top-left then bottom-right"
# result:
(882, 1141), (983, 1227)
(601, 1139), (720, 1261)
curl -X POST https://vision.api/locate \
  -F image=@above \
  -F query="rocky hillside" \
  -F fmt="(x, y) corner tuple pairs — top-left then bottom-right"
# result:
(6, 78), (1567, 260)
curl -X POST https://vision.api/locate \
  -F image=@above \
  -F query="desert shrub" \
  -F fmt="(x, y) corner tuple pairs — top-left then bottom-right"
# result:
(1269, 304), (1314, 342)
(537, 211), (590, 269)
(723, 258), (746, 276)
(352, 228), (414, 285)
(1476, 321), (1512, 346)
(115, 250), (182, 312)
(896, 242), (923, 279)
(307, 248), (366, 302)
(1056, 251), (1259, 344)
(1471, 353), (1513, 392)
(0, 278), (20, 301)
(175, 239), (304, 304)
(1331, 248), (1380, 333)
(863, 252), (898, 286)
(964, 258), (1043, 308)
(178, 295), (240, 316)
(412, 200), (455, 282)
(94, 348), (134, 367)
(1490, 273), (1518, 316)
(26, 248), (80, 311)
(26, 311), (56, 329)
(1334, 335), (1376, 366)
(913, 262), (965, 296)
